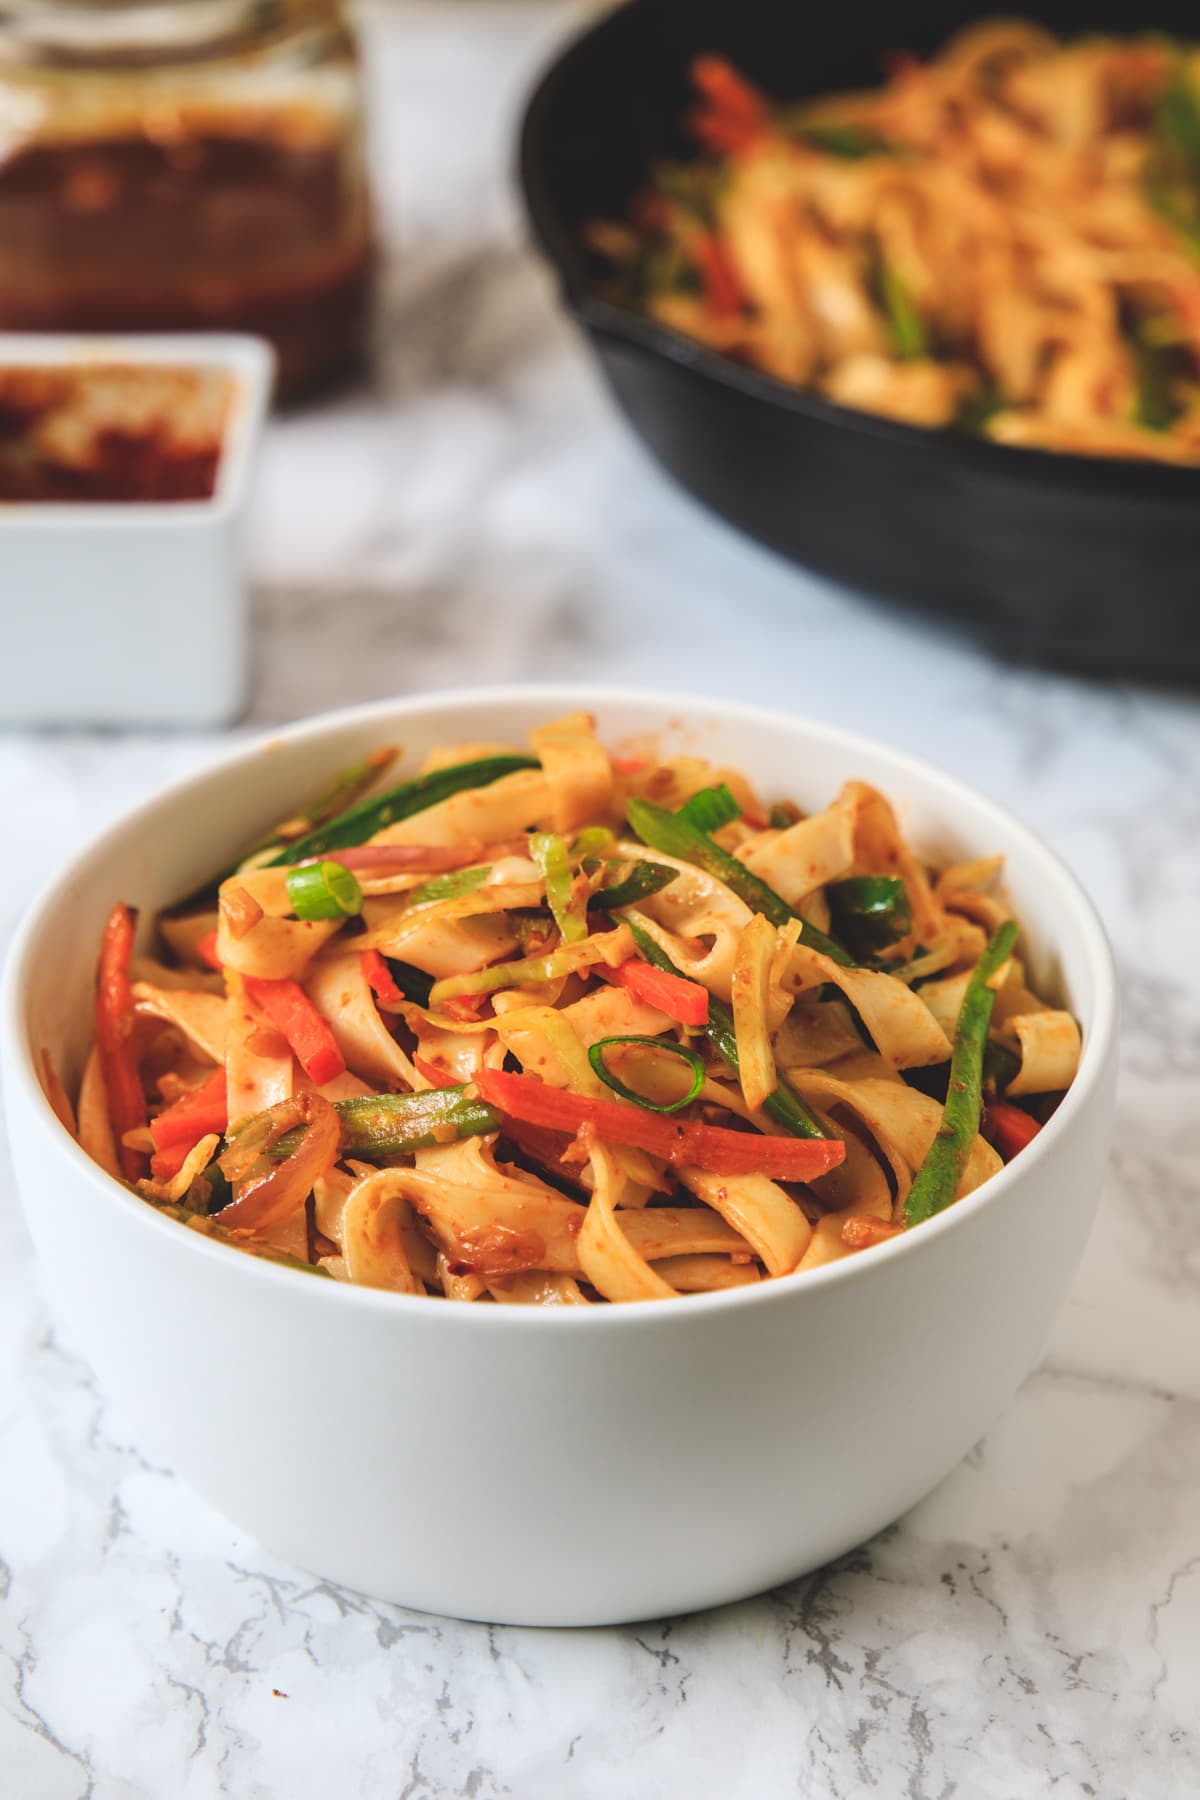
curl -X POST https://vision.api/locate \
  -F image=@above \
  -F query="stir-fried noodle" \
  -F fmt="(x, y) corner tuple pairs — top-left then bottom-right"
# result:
(52, 714), (1079, 1301)
(589, 22), (1200, 462)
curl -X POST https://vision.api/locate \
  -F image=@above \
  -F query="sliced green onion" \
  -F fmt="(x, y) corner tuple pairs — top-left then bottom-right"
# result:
(627, 920), (828, 1140)
(827, 876), (911, 958)
(285, 860), (363, 921)
(768, 801), (802, 830)
(409, 865), (490, 906)
(587, 860), (678, 912)
(572, 826), (614, 857)
(531, 832), (588, 944)
(677, 783), (740, 833)
(879, 259), (927, 360)
(587, 1034), (705, 1114)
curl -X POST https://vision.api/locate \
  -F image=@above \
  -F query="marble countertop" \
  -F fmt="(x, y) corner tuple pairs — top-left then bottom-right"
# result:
(2, 4), (1199, 1795)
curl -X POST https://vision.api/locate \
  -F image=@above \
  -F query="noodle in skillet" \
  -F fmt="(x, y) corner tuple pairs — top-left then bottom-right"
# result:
(589, 22), (1200, 463)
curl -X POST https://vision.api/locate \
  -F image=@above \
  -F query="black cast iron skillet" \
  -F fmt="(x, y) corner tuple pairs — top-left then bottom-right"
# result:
(519, 0), (1200, 676)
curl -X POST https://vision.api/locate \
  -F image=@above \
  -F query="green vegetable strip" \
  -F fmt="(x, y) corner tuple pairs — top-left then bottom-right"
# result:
(626, 796), (854, 966)
(408, 865), (491, 906)
(587, 860), (678, 912)
(530, 832), (588, 944)
(571, 827), (614, 857)
(286, 860), (364, 921)
(903, 921), (1019, 1228)
(677, 783), (741, 832)
(263, 754), (539, 867)
(275, 1086), (501, 1160)
(383, 958), (434, 1006)
(827, 875), (911, 957)
(879, 260), (927, 360)
(171, 747), (403, 910)
(588, 1035), (706, 1115)
(627, 921), (829, 1141)
(1145, 59), (1200, 257)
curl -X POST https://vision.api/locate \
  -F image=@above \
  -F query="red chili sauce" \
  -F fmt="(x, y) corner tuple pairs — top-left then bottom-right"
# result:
(0, 365), (232, 502)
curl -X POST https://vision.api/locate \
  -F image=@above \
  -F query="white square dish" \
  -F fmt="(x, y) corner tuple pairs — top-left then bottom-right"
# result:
(0, 333), (274, 729)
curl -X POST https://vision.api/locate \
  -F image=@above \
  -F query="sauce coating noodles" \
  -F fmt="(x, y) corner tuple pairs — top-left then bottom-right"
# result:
(55, 715), (1080, 1301)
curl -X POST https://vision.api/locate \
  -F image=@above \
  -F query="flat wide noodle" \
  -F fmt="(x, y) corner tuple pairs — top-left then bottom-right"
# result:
(578, 1141), (678, 1302)
(340, 1168), (424, 1295)
(794, 1070), (1001, 1206)
(225, 971), (293, 1125)
(528, 712), (614, 834)
(77, 1042), (120, 1178)
(131, 983), (227, 1064)
(490, 1272), (591, 1305)
(651, 1254), (761, 1291)
(369, 769), (554, 849)
(1002, 1010), (1082, 1097)
(782, 943), (952, 1070)
(737, 796), (856, 906)
(403, 1137), (586, 1273)
(304, 952), (419, 1091)
(677, 1166), (812, 1275)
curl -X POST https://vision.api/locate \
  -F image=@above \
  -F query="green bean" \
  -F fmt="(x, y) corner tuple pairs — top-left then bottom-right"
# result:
(587, 859), (679, 912)
(626, 921), (829, 1141)
(274, 1086), (501, 1161)
(626, 795), (854, 966)
(903, 922), (1019, 1227)
(170, 746), (402, 910)
(265, 754), (538, 867)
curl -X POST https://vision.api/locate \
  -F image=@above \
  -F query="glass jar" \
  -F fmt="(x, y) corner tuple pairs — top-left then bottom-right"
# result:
(0, 0), (373, 398)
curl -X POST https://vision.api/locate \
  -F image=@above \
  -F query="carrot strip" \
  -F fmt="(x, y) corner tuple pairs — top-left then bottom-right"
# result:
(613, 959), (710, 1027)
(94, 902), (147, 1180)
(984, 1100), (1042, 1161)
(150, 1067), (228, 1152)
(196, 929), (222, 970)
(362, 948), (402, 1004)
(242, 976), (345, 1087)
(475, 1068), (844, 1179)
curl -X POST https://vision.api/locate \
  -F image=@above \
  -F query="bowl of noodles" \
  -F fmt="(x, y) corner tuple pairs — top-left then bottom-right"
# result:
(520, 0), (1200, 675)
(1, 686), (1117, 1625)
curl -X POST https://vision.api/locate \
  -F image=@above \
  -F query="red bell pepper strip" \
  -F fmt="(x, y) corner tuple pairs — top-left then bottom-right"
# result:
(475, 1068), (844, 1179)
(688, 108), (763, 155)
(691, 56), (767, 128)
(95, 902), (148, 1180)
(196, 928), (222, 970)
(150, 1067), (228, 1153)
(149, 1140), (194, 1182)
(362, 948), (402, 1004)
(242, 976), (346, 1087)
(984, 1100), (1042, 1162)
(613, 958), (710, 1027)
(694, 233), (744, 317)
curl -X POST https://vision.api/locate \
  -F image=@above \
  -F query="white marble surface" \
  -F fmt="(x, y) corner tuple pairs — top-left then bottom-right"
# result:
(2, 4), (1200, 1796)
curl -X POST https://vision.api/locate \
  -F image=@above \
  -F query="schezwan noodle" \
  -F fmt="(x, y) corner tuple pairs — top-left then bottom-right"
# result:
(53, 713), (1080, 1302)
(590, 21), (1200, 463)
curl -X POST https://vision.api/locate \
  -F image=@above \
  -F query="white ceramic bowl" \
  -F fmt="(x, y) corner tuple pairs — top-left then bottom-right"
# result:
(1, 686), (1118, 1626)
(0, 333), (273, 729)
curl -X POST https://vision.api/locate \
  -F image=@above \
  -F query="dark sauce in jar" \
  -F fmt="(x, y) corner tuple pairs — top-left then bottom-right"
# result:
(0, 3), (373, 401)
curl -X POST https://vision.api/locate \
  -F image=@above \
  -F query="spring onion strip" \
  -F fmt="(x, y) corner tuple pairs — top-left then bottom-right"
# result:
(588, 1035), (706, 1114)
(285, 860), (364, 921)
